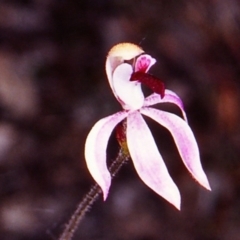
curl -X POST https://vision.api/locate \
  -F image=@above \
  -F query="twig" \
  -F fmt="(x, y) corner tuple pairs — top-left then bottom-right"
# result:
(58, 149), (129, 240)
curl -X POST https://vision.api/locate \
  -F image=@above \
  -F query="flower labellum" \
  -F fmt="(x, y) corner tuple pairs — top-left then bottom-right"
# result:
(130, 71), (165, 98)
(85, 42), (211, 210)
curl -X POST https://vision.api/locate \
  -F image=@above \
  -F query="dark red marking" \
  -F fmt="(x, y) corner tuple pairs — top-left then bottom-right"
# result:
(115, 120), (129, 155)
(115, 120), (126, 145)
(130, 71), (165, 98)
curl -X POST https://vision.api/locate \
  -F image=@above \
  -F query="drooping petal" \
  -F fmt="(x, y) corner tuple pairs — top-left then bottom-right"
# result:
(141, 107), (211, 191)
(134, 54), (156, 73)
(112, 63), (144, 110)
(144, 89), (188, 122)
(126, 111), (181, 209)
(85, 111), (128, 200)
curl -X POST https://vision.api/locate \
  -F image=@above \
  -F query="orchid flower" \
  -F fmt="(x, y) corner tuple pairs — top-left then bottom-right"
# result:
(85, 43), (211, 210)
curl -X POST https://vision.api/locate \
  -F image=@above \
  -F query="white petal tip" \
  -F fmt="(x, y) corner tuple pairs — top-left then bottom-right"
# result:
(100, 182), (110, 201)
(103, 192), (108, 201)
(203, 181), (211, 191)
(196, 174), (211, 191)
(175, 204), (181, 211)
(162, 189), (181, 211)
(170, 196), (181, 211)
(168, 198), (181, 210)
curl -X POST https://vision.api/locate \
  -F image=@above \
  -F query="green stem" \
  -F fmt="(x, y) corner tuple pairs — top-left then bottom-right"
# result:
(58, 149), (130, 240)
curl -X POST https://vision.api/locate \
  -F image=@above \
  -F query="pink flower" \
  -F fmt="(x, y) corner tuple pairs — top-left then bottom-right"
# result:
(85, 43), (210, 210)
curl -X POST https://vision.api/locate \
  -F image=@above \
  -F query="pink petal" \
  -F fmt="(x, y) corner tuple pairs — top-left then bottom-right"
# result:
(141, 107), (211, 191)
(112, 63), (144, 110)
(85, 111), (128, 200)
(126, 111), (181, 209)
(144, 89), (188, 122)
(135, 54), (156, 73)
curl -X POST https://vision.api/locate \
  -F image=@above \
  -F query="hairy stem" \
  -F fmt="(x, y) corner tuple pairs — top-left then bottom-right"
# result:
(59, 149), (130, 240)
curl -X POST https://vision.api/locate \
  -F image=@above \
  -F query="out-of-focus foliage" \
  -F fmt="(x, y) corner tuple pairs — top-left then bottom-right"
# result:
(0, 0), (240, 239)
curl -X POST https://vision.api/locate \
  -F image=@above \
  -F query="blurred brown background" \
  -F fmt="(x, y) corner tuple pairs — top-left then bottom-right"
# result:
(0, 0), (240, 239)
